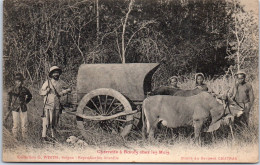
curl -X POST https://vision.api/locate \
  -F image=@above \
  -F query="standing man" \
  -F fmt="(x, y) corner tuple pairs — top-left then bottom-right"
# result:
(7, 73), (32, 140)
(39, 66), (71, 141)
(229, 70), (254, 126)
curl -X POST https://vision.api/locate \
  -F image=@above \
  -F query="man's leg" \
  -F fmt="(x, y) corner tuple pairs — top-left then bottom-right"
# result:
(12, 111), (20, 139)
(49, 108), (56, 138)
(20, 111), (28, 140)
(236, 103), (250, 127)
(51, 108), (60, 138)
(243, 103), (251, 126)
(41, 109), (49, 139)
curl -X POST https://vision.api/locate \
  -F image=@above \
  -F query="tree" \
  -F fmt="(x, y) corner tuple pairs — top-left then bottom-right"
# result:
(4, 0), (257, 87)
(121, 0), (134, 63)
(226, 0), (258, 76)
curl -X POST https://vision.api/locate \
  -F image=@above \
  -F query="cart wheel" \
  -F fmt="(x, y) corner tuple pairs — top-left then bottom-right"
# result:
(76, 88), (133, 138)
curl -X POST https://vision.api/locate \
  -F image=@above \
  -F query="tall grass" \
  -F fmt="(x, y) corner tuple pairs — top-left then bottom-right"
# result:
(2, 75), (258, 156)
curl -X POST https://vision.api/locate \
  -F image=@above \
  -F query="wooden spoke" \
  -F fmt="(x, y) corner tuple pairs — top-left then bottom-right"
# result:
(77, 88), (133, 138)
(90, 98), (102, 114)
(85, 105), (96, 113)
(83, 106), (98, 117)
(106, 97), (116, 113)
(107, 104), (122, 116)
(102, 122), (113, 132)
(90, 122), (100, 129)
(104, 95), (108, 111)
(83, 120), (99, 129)
(101, 119), (123, 133)
(97, 95), (103, 114)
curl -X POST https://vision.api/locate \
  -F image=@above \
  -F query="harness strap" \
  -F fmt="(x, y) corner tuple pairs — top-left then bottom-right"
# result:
(50, 80), (61, 98)
(223, 99), (230, 115)
(226, 100), (232, 114)
(233, 99), (245, 110)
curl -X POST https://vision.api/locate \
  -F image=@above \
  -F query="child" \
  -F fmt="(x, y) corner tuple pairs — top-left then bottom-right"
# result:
(169, 76), (180, 89)
(7, 73), (32, 140)
(194, 73), (208, 91)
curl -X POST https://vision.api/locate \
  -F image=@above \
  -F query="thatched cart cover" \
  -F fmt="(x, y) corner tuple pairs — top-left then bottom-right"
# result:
(77, 63), (159, 102)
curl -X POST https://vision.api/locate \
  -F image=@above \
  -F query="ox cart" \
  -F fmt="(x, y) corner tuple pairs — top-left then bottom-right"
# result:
(63, 63), (160, 139)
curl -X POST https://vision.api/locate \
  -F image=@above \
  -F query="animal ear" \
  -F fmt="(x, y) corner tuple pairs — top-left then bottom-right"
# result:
(206, 120), (221, 132)
(214, 93), (226, 100)
(236, 110), (243, 117)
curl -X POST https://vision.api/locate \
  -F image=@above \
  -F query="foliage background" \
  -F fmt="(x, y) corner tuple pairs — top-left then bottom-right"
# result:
(3, 0), (258, 88)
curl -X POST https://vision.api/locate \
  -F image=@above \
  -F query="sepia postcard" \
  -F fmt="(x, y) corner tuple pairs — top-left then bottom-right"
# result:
(2, 0), (259, 163)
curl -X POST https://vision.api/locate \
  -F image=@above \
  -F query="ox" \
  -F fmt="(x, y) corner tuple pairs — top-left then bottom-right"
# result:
(150, 86), (204, 96)
(173, 88), (204, 97)
(142, 92), (243, 143)
(149, 86), (180, 95)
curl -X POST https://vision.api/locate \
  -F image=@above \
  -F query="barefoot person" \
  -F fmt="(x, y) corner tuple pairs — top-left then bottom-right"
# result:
(194, 73), (208, 91)
(229, 70), (254, 126)
(7, 73), (32, 140)
(39, 66), (71, 141)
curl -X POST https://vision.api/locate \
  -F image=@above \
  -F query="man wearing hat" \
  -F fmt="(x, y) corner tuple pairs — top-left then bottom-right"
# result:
(39, 66), (71, 141)
(229, 70), (254, 126)
(7, 73), (32, 140)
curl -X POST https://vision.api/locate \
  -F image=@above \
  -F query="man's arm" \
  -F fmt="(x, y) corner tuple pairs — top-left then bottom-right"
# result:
(248, 84), (254, 108)
(39, 81), (50, 96)
(228, 83), (238, 100)
(59, 80), (71, 96)
(4, 88), (14, 122)
(25, 88), (33, 104)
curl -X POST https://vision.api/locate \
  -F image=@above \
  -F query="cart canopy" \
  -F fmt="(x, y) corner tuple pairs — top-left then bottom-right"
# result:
(77, 63), (160, 102)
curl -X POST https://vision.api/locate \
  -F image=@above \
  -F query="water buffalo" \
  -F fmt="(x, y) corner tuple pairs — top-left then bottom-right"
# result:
(142, 92), (243, 143)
